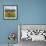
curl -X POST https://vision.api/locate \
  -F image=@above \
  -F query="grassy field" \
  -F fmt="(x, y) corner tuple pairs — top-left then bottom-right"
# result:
(5, 10), (16, 17)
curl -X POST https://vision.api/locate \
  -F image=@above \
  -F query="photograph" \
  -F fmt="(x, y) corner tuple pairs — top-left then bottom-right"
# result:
(3, 5), (17, 20)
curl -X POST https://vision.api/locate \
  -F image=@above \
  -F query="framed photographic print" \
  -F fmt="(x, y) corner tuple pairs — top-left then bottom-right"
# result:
(3, 5), (17, 20)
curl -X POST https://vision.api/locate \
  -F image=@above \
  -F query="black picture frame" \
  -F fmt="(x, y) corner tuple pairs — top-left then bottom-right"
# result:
(3, 5), (18, 20)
